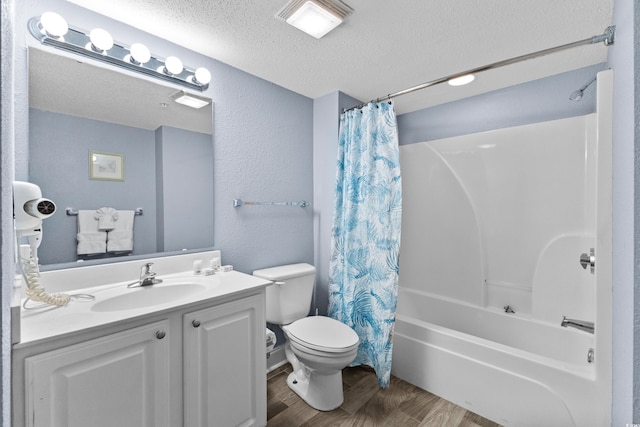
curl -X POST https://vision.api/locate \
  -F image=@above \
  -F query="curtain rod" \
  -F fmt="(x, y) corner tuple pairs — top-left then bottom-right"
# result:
(344, 26), (615, 113)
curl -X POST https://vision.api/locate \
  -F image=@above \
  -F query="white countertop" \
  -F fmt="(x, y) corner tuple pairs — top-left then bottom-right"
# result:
(16, 270), (270, 348)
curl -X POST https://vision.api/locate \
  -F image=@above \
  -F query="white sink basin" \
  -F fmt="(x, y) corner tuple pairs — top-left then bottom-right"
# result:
(91, 281), (208, 312)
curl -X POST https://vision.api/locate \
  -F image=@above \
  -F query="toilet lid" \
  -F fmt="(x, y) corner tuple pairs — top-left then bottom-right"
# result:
(286, 316), (359, 353)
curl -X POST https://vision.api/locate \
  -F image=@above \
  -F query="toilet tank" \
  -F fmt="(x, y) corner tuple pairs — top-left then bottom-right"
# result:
(253, 263), (315, 325)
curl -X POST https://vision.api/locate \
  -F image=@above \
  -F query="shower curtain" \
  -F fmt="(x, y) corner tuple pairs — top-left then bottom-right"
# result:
(328, 101), (402, 387)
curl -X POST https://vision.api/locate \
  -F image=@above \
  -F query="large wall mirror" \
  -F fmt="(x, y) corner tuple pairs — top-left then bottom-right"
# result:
(28, 48), (214, 267)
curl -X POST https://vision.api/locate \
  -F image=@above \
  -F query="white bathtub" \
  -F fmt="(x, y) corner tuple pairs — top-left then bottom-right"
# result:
(391, 287), (605, 426)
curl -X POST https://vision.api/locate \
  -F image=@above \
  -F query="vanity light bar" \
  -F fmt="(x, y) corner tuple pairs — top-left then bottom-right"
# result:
(28, 13), (211, 92)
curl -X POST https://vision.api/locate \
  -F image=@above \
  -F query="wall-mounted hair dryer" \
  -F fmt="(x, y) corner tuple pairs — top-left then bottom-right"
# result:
(13, 181), (72, 308)
(13, 181), (56, 229)
(13, 181), (56, 250)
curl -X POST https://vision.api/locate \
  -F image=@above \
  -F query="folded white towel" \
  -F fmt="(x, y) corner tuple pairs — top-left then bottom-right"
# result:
(107, 210), (135, 253)
(77, 233), (107, 255)
(77, 210), (107, 255)
(107, 230), (133, 252)
(94, 207), (119, 231)
(77, 210), (99, 233)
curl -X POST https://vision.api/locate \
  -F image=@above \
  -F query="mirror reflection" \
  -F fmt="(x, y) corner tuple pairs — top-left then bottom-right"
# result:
(28, 48), (214, 266)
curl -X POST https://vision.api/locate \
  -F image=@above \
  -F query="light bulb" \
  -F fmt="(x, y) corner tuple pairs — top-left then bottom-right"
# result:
(39, 12), (68, 38)
(193, 67), (211, 85)
(163, 56), (183, 75)
(88, 28), (113, 53)
(128, 43), (151, 65)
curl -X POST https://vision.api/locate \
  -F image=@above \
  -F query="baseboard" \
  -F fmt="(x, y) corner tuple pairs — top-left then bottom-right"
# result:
(267, 345), (288, 373)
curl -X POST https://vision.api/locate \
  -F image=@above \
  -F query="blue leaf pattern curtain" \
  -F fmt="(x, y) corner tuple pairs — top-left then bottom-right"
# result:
(328, 102), (402, 387)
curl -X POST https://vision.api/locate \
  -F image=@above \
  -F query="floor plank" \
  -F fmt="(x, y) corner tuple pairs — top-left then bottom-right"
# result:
(266, 365), (501, 427)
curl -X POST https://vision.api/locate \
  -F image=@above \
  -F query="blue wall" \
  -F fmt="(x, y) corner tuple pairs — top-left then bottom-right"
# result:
(155, 125), (214, 253)
(211, 57), (314, 273)
(607, 0), (638, 422)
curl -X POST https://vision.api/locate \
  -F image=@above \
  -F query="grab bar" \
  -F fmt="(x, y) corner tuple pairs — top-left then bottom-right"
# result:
(560, 316), (594, 334)
(233, 199), (309, 208)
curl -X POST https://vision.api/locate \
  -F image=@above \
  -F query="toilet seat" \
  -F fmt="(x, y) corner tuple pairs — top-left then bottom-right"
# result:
(285, 316), (359, 353)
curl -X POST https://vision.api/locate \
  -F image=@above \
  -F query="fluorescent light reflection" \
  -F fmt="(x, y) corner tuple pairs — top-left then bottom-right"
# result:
(170, 91), (211, 109)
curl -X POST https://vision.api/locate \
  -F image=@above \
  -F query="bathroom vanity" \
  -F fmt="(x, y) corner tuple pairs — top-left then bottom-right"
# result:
(11, 251), (270, 427)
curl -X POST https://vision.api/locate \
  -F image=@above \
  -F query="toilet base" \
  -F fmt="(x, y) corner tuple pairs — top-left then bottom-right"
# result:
(286, 370), (344, 411)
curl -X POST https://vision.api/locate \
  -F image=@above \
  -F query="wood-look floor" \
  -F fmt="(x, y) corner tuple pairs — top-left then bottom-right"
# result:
(267, 364), (502, 427)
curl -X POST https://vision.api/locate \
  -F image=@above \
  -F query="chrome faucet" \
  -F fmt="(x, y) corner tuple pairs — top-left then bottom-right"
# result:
(561, 316), (594, 334)
(128, 262), (163, 287)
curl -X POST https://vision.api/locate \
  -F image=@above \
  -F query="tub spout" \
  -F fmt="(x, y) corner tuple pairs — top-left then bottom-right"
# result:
(561, 316), (594, 334)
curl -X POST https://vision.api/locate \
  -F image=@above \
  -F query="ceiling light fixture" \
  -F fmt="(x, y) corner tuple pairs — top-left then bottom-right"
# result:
(448, 74), (475, 86)
(277, 0), (353, 39)
(170, 90), (211, 109)
(28, 12), (211, 91)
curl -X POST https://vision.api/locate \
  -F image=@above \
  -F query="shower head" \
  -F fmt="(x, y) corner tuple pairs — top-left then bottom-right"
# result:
(569, 76), (597, 102)
(569, 89), (585, 102)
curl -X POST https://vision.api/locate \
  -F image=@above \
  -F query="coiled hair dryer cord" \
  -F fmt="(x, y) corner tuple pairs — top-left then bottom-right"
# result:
(17, 239), (94, 310)
(20, 255), (71, 308)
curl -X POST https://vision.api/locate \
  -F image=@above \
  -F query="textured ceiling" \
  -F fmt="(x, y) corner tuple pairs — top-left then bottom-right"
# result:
(67, 0), (614, 114)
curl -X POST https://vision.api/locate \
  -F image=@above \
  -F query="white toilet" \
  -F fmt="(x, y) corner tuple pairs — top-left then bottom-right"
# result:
(253, 263), (359, 411)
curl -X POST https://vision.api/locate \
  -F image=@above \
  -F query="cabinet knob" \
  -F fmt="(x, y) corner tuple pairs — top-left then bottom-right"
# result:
(155, 330), (166, 340)
(192, 319), (201, 328)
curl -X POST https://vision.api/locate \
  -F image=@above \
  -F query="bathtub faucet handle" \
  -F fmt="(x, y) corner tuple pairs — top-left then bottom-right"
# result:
(579, 248), (595, 274)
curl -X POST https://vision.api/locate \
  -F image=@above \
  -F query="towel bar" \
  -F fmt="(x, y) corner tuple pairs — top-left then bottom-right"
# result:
(66, 207), (143, 216)
(233, 199), (309, 208)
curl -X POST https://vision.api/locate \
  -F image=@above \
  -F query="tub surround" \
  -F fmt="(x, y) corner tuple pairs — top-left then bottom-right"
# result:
(393, 71), (612, 427)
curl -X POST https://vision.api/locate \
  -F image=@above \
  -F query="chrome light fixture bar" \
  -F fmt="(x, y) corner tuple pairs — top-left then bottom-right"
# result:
(28, 12), (211, 91)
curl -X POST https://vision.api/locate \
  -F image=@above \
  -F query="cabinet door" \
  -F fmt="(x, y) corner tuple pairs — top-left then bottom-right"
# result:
(184, 294), (266, 427)
(25, 320), (170, 427)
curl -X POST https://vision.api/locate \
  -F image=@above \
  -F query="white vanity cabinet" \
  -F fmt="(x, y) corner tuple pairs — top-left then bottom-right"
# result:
(13, 286), (267, 427)
(183, 293), (266, 427)
(24, 320), (171, 427)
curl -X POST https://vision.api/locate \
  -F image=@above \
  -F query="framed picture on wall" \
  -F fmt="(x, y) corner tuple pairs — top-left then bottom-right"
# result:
(89, 151), (125, 181)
